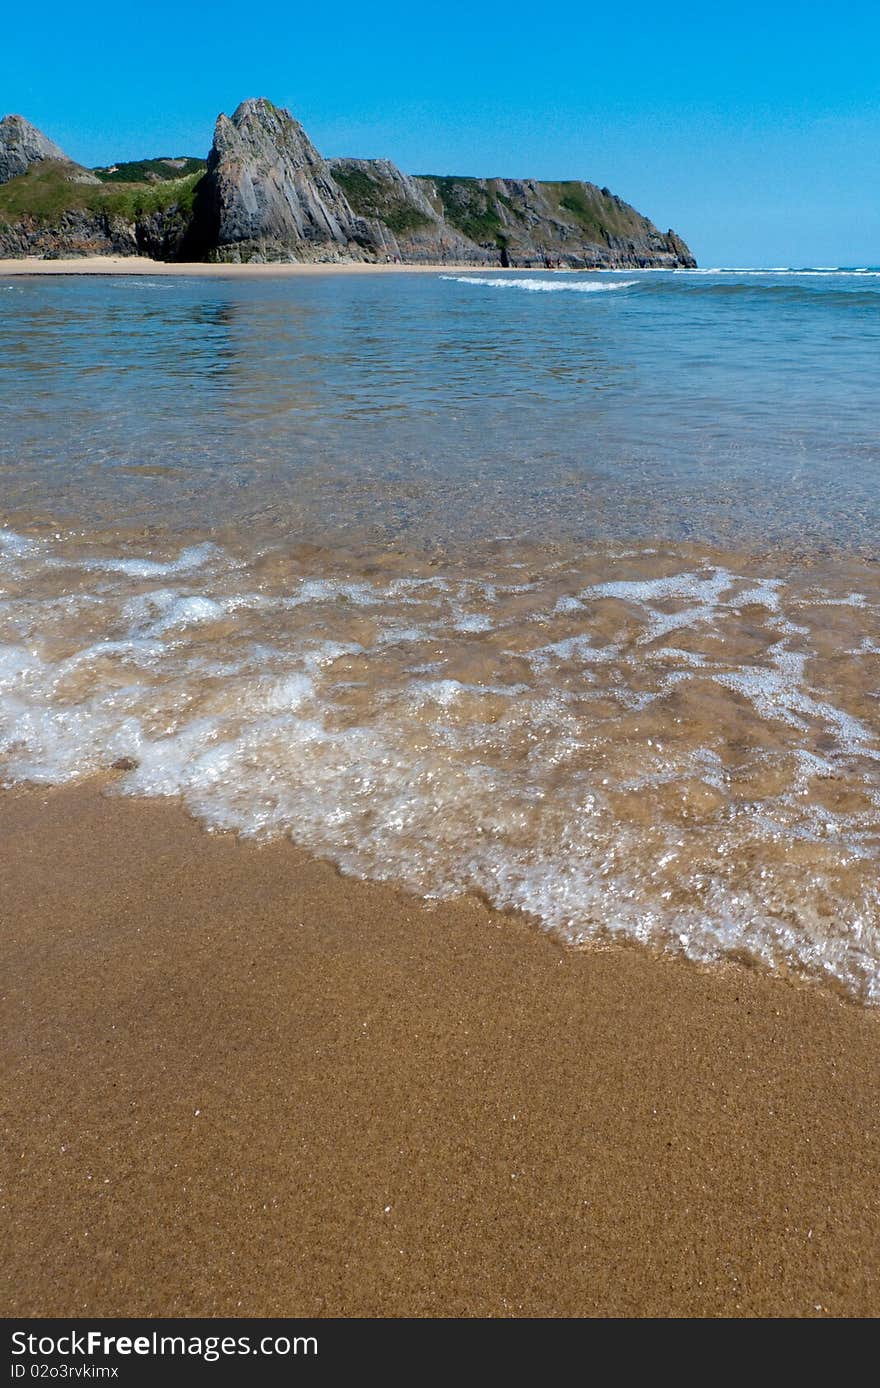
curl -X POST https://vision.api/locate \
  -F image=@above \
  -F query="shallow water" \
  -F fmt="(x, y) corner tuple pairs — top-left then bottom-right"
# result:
(2, 268), (879, 1000)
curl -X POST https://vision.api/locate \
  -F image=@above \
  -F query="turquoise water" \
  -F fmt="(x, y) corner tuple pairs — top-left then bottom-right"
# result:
(2, 268), (879, 551)
(2, 268), (879, 1000)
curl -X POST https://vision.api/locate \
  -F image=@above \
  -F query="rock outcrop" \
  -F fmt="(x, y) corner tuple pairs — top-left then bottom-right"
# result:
(327, 162), (695, 269)
(0, 145), (200, 261)
(0, 115), (68, 184)
(0, 206), (137, 258)
(0, 199), (194, 261)
(0, 102), (696, 268)
(201, 98), (376, 262)
(414, 175), (694, 269)
(328, 159), (487, 264)
(202, 102), (694, 267)
(0, 114), (98, 187)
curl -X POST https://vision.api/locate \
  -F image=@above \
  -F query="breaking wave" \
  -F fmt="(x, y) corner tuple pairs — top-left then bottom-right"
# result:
(2, 527), (879, 1004)
(441, 276), (638, 294)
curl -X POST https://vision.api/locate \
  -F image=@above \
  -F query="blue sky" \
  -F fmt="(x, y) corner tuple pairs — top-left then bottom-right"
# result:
(3, 1), (879, 266)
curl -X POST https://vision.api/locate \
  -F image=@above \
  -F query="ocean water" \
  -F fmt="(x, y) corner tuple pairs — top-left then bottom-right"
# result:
(2, 267), (880, 1000)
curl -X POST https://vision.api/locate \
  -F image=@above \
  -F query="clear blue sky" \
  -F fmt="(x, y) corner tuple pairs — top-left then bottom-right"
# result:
(4, 1), (879, 266)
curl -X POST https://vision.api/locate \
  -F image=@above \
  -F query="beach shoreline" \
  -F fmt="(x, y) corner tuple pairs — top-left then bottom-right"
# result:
(3, 780), (878, 1318)
(0, 256), (519, 278)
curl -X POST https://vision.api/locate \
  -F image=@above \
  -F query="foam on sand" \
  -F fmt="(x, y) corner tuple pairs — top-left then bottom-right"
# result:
(2, 529), (879, 1002)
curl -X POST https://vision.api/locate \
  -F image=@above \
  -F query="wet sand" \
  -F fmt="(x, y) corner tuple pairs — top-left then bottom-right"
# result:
(0, 257), (498, 278)
(2, 781), (878, 1317)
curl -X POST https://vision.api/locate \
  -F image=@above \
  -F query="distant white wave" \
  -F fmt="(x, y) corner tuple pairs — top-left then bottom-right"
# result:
(441, 276), (637, 294)
(673, 267), (880, 277)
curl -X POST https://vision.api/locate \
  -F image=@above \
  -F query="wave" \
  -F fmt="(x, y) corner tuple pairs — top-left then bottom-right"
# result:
(674, 267), (880, 277)
(441, 276), (637, 294)
(442, 271), (880, 308)
(3, 529), (880, 1003)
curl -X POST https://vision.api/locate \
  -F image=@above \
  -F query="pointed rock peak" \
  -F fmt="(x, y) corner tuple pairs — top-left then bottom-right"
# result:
(205, 96), (368, 260)
(0, 114), (70, 184)
(212, 97), (324, 173)
(231, 97), (287, 123)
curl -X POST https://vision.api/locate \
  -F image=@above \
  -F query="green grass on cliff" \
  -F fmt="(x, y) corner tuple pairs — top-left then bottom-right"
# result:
(101, 171), (204, 220)
(93, 156), (206, 184)
(329, 166), (431, 236)
(0, 161), (204, 226)
(543, 182), (647, 241)
(381, 203), (432, 235)
(423, 177), (509, 247)
(419, 175), (650, 249)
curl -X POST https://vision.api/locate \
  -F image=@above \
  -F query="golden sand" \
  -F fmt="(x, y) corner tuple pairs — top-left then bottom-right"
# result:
(2, 781), (878, 1317)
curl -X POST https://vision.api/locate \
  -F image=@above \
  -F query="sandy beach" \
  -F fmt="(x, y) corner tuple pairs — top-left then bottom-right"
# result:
(0, 256), (495, 278)
(4, 8), (879, 1336)
(2, 779), (878, 1318)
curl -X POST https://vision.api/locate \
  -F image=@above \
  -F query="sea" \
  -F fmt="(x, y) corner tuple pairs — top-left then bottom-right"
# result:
(2, 266), (879, 1001)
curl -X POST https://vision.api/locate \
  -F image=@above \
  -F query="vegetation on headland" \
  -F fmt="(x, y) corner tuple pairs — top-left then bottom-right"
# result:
(0, 102), (695, 266)
(543, 181), (648, 242)
(422, 176), (511, 248)
(421, 175), (651, 251)
(93, 156), (206, 184)
(329, 166), (432, 236)
(0, 160), (205, 226)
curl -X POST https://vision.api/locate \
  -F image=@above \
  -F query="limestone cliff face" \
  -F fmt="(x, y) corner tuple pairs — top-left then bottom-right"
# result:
(0, 207), (137, 258)
(0, 115), (69, 184)
(0, 114), (99, 188)
(202, 99), (377, 262)
(328, 159), (489, 264)
(326, 160), (694, 268)
(415, 175), (695, 269)
(0, 102), (696, 268)
(0, 199), (195, 261)
(201, 101), (694, 268)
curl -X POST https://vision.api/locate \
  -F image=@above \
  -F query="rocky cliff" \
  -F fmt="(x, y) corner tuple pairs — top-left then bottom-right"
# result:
(0, 101), (696, 268)
(328, 159), (693, 269)
(0, 114), (79, 185)
(198, 99), (374, 262)
(328, 158), (486, 264)
(416, 175), (693, 268)
(0, 155), (201, 260)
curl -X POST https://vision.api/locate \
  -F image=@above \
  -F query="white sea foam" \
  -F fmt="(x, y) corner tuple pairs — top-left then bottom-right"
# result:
(525, 634), (617, 668)
(0, 528), (44, 560)
(584, 568), (735, 604)
(2, 530), (879, 1002)
(714, 645), (880, 757)
(441, 276), (637, 294)
(673, 267), (880, 277)
(75, 542), (220, 578)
